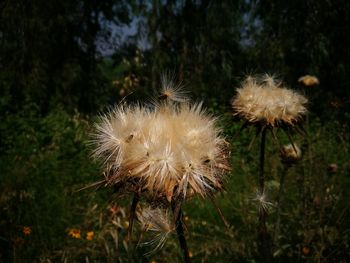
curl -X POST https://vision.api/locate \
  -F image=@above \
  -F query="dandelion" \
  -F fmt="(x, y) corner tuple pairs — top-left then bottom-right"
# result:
(68, 228), (81, 239)
(23, 226), (31, 236)
(253, 190), (274, 214)
(91, 94), (228, 203)
(232, 74), (307, 127)
(298, 75), (319, 87)
(86, 231), (94, 241)
(232, 74), (308, 262)
(90, 75), (229, 262)
(159, 73), (188, 103)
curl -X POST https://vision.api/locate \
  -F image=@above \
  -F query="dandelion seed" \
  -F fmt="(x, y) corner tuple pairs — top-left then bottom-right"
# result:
(137, 206), (174, 253)
(159, 74), (188, 103)
(253, 190), (275, 214)
(232, 75), (308, 127)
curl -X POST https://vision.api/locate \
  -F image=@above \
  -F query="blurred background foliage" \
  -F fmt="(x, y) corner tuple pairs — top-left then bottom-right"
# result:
(1, 0), (350, 262)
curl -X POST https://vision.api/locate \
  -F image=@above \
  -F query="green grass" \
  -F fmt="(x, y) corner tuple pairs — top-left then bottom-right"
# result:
(1, 104), (349, 262)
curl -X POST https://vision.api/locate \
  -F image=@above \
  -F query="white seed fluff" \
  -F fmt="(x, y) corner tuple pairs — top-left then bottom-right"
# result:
(232, 75), (308, 126)
(92, 100), (228, 202)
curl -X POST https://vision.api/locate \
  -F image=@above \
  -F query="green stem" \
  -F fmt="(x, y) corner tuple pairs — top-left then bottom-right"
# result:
(258, 128), (272, 263)
(172, 203), (191, 263)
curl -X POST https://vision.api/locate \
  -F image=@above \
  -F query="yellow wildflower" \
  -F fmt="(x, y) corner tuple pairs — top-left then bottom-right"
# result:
(68, 228), (81, 239)
(86, 231), (94, 241)
(23, 226), (31, 235)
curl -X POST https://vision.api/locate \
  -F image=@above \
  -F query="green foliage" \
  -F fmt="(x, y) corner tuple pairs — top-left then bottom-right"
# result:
(0, 0), (132, 113)
(1, 0), (350, 262)
(0, 106), (102, 261)
(2, 101), (349, 262)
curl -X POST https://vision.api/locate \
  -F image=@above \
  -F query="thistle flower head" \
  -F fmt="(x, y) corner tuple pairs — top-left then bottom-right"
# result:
(232, 75), (308, 127)
(280, 143), (302, 164)
(91, 81), (229, 203)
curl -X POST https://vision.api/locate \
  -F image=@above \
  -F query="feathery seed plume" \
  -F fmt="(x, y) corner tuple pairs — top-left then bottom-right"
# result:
(232, 75), (308, 127)
(91, 81), (229, 204)
(159, 74), (188, 103)
(137, 206), (175, 253)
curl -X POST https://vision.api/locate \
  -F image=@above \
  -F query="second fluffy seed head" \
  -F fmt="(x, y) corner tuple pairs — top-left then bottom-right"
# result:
(232, 75), (308, 127)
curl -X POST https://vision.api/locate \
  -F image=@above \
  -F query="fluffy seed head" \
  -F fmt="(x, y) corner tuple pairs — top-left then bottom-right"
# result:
(298, 75), (320, 87)
(280, 144), (302, 164)
(91, 86), (229, 203)
(232, 75), (308, 127)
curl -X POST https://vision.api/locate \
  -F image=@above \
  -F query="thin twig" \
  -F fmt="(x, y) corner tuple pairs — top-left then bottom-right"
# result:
(128, 193), (140, 242)
(171, 202), (191, 263)
(209, 194), (230, 230)
(257, 127), (272, 263)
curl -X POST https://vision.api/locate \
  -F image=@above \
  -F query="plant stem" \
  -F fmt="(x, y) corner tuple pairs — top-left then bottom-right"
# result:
(172, 203), (191, 263)
(258, 128), (272, 262)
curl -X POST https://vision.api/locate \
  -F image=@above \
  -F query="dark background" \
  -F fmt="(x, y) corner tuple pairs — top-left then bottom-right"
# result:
(1, 1), (350, 262)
